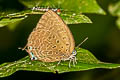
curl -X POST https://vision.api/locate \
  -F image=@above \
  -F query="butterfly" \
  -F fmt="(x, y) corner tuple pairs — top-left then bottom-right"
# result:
(20, 10), (88, 67)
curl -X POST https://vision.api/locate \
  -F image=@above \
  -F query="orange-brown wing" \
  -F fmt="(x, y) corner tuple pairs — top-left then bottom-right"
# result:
(26, 10), (75, 62)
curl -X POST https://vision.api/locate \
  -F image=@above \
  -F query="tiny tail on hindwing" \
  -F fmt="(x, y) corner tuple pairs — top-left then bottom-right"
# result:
(18, 45), (27, 51)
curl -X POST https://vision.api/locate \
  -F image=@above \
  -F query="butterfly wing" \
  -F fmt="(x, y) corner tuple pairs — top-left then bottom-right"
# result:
(26, 10), (75, 62)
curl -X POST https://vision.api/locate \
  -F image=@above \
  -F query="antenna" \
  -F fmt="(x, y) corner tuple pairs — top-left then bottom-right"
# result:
(77, 37), (88, 48)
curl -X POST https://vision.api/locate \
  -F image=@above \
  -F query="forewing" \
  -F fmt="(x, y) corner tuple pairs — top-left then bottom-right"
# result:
(26, 10), (75, 62)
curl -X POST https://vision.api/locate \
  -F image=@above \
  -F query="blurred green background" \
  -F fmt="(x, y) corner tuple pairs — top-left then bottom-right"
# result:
(0, 0), (120, 80)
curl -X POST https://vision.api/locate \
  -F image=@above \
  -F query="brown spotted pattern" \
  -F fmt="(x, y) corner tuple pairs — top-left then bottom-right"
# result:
(25, 10), (75, 62)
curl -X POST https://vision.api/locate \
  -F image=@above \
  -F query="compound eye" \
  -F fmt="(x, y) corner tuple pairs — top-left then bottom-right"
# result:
(72, 50), (77, 55)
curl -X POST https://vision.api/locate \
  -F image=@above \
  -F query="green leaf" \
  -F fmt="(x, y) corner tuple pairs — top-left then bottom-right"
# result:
(19, 0), (106, 14)
(0, 0), (106, 27)
(60, 13), (92, 24)
(0, 10), (92, 27)
(109, 1), (120, 29)
(0, 9), (19, 17)
(0, 12), (28, 27)
(0, 48), (120, 77)
(109, 1), (120, 16)
(0, 17), (26, 27)
(116, 17), (120, 29)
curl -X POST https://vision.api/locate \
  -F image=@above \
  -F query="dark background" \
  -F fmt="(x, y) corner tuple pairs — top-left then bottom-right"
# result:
(0, 0), (120, 80)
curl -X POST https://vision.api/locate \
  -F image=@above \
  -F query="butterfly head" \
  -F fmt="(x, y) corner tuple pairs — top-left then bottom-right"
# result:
(72, 50), (77, 56)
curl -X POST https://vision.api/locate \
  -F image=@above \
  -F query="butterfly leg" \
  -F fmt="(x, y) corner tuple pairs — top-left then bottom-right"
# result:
(69, 59), (72, 68)
(73, 58), (75, 67)
(69, 56), (77, 67)
(72, 56), (77, 67)
(74, 56), (77, 64)
(70, 50), (77, 67)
